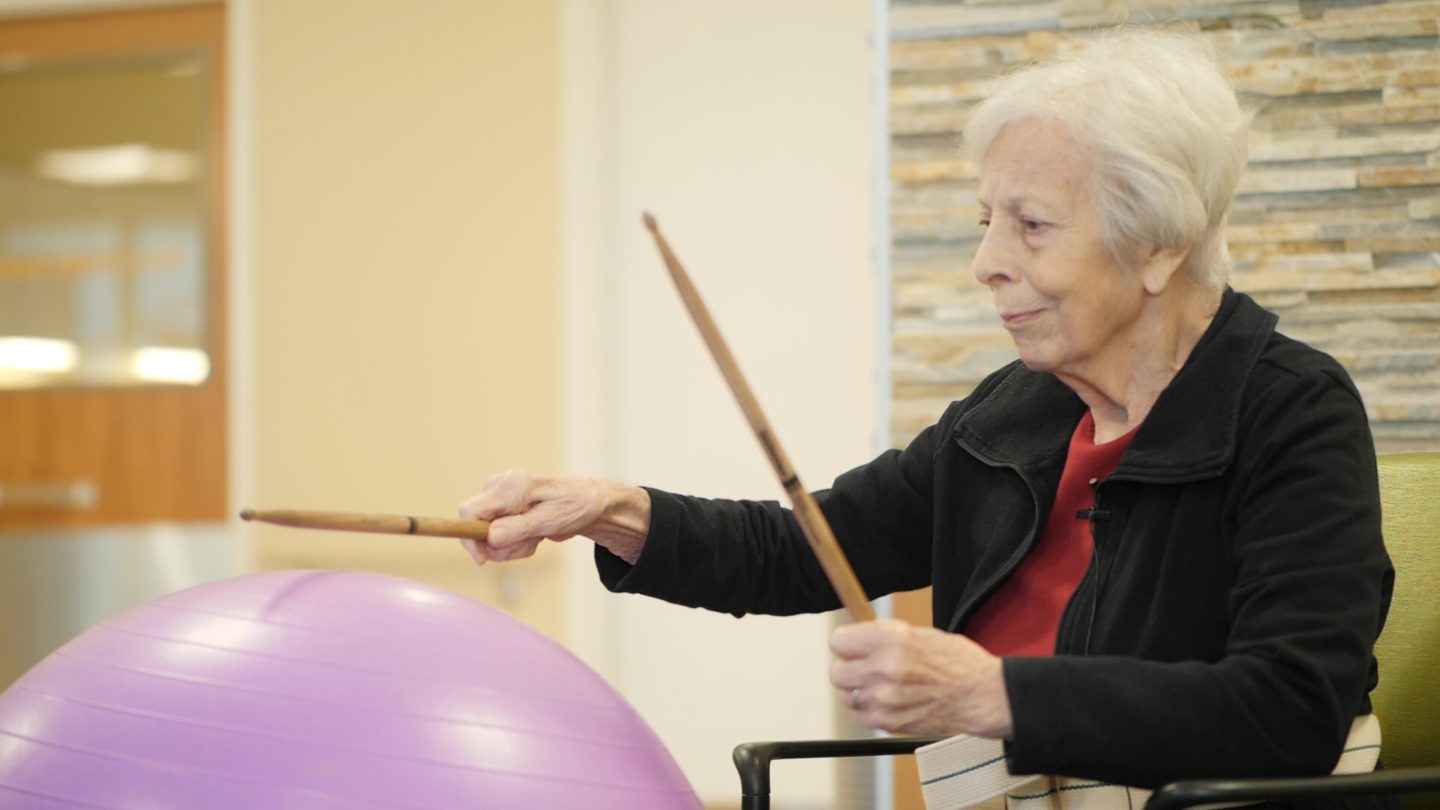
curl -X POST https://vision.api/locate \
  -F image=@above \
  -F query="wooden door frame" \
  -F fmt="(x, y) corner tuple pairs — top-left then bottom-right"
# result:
(0, 3), (227, 527)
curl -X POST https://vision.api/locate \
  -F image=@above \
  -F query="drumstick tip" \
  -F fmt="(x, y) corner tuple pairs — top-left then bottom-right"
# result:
(239, 508), (255, 521)
(642, 211), (657, 232)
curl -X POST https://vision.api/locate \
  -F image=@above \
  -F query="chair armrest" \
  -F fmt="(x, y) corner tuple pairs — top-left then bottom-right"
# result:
(1144, 767), (1440, 810)
(733, 736), (944, 810)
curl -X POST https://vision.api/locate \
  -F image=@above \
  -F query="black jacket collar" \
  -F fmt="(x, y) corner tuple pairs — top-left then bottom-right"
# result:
(952, 288), (1278, 483)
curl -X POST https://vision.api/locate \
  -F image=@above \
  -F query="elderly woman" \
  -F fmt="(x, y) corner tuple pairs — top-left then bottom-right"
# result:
(458, 30), (1392, 794)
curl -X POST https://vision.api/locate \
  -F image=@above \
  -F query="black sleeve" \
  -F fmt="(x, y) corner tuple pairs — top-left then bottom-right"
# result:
(594, 403), (958, 616)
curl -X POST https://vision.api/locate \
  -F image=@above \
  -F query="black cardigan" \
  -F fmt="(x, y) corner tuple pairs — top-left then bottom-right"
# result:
(597, 289), (1394, 790)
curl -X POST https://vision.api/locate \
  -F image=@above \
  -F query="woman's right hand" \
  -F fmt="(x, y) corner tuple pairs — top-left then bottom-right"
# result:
(456, 471), (652, 567)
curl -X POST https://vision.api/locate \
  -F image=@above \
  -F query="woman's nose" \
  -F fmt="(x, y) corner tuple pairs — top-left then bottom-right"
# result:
(971, 225), (1016, 289)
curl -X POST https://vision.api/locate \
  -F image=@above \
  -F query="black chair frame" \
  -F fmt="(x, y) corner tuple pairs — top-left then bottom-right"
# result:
(733, 736), (942, 810)
(733, 738), (1440, 810)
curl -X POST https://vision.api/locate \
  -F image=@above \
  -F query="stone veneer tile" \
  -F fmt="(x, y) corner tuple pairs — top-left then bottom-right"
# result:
(1238, 168), (1358, 193)
(1384, 86), (1440, 104)
(891, 81), (992, 105)
(1263, 204), (1409, 224)
(1248, 133), (1440, 162)
(891, 158), (977, 184)
(891, 3), (1062, 41)
(1344, 235), (1440, 253)
(1306, 19), (1439, 40)
(1409, 197), (1440, 218)
(1320, 0), (1440, 22)
(1228, 222), (1324, 242)
(1259, 102), (1440, 130)
(1358, 166), (1440, 186)
(1257, 252), (1375, 272)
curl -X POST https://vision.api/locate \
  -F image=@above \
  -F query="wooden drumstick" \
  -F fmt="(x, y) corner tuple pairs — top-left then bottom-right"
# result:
(642, 212), (876, 623)
(239, 508), (490, 540)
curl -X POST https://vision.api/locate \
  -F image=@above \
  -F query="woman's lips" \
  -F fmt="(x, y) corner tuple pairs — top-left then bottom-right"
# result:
(1000, 309), (1042, 327)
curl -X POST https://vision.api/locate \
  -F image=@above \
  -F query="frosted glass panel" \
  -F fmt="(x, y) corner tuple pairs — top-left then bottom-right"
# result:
(0, 52), (209, 389)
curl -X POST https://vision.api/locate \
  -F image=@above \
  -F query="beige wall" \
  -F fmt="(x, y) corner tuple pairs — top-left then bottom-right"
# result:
(241, 0), (566, 636)
(561, 1), (880, 806)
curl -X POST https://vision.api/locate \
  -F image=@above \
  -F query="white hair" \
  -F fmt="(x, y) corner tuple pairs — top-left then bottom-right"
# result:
(961, 28), (1250, 290)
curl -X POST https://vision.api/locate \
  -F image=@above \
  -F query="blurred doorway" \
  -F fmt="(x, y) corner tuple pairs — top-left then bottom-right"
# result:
(0, 3), (232, 687)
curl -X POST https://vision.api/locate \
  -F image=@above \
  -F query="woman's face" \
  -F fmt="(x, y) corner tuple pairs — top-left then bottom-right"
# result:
(972, 119), (1146, 377)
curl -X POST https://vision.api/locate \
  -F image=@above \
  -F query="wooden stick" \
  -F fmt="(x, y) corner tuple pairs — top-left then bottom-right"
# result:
(642, 212), (876, 623)
(239, 508), (490, 540)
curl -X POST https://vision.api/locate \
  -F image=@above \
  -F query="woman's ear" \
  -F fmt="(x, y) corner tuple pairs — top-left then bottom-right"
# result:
(1141, 243), (1194, 295)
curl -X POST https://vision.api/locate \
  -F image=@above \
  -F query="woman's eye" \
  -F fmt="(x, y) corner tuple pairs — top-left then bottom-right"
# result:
(978, 217), (991, 228)
(1022, 218), (1046, 232)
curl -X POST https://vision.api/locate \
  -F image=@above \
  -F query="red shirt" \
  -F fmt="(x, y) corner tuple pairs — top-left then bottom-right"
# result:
(964, 410), (1136, 656)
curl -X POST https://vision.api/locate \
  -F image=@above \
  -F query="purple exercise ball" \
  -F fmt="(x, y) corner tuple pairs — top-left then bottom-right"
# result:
(0, 570), (701, 809)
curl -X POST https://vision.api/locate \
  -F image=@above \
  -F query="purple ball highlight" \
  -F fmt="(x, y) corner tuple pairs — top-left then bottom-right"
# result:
(0, 570), (700, 809)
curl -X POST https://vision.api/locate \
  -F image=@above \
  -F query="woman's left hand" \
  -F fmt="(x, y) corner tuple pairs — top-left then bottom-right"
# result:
(830, 619), (1013, 739)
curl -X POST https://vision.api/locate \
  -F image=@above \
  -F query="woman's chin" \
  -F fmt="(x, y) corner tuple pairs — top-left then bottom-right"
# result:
(1014, 345), (1059, 373)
